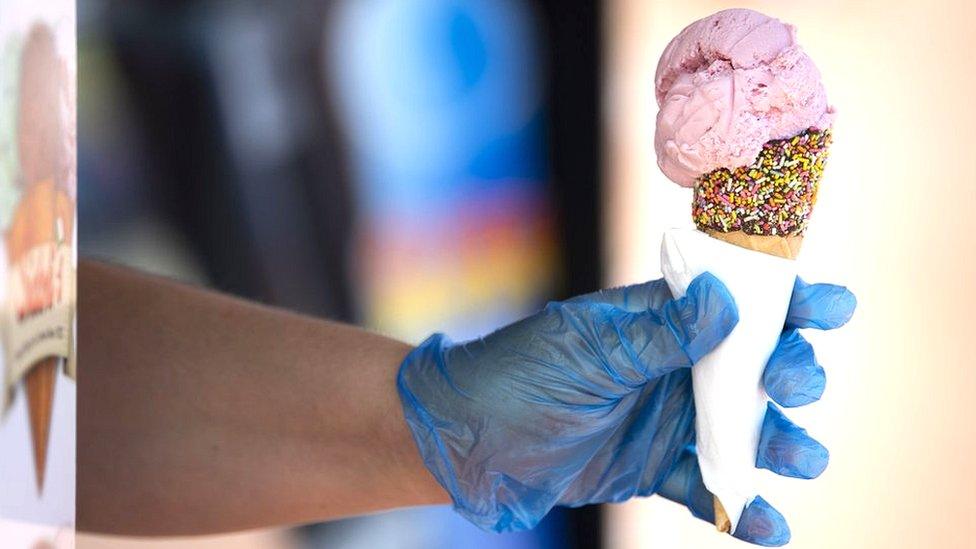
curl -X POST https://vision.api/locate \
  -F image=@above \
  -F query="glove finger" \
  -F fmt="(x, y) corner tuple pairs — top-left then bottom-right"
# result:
(763, 330), (825, 408)
(569, 278), (674, 312)
(756, 403), (829, 479)
(658, 447), (791, 546)
(732, 496), (791, 547)
(615, 272), (738, 379)
(786, 277), (857, 330)
(656, 444), (715, 523)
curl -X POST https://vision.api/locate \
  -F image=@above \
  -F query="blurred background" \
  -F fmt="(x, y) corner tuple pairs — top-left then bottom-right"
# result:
(75, 0), (976, 548)
(77, 0), (600, 547)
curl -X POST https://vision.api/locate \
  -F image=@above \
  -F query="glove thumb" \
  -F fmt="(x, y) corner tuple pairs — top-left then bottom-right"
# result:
(612, 272), (738, 380)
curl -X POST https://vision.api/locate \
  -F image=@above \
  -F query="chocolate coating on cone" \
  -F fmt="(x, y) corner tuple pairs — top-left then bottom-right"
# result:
(693, 128), (831, 238)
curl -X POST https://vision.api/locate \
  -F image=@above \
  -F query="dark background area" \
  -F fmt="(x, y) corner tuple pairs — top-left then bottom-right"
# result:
(79, 0), (603, 547)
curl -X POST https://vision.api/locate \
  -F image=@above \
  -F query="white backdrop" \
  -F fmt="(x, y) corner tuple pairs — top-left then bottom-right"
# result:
(604, 1), (976, 548)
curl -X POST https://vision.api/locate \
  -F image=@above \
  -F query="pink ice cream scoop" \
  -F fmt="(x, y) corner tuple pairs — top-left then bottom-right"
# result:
(654, 9), (834, 187)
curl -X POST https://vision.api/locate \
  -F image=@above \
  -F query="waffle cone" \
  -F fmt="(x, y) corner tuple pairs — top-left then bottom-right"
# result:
(704, 229), (802, 260)
(704, 227), (800, 529)
(26, 358), (57, 491)
(714, 497), (732, 533)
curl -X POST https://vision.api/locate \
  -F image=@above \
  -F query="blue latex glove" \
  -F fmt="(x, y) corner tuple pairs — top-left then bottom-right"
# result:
(398, 273), (855, 545)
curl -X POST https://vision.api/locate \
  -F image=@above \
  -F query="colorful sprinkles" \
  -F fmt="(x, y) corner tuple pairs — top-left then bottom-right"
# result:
(692, 128), (832, 236)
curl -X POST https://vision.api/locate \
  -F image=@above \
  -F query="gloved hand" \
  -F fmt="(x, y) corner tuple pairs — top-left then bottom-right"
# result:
(398, 273), (855, 546)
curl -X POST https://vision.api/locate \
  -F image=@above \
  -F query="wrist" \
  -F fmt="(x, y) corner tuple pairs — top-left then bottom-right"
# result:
(386, 337), (452, 506)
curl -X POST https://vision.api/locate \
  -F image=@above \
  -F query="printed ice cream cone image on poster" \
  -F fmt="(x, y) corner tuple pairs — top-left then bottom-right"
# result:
(4, 24), (76, 494)
(653, 9), (833, 533)
(0, 0), (76, 538)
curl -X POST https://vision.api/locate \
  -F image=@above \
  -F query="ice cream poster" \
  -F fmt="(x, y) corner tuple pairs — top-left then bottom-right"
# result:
(0, 0), (77, 546)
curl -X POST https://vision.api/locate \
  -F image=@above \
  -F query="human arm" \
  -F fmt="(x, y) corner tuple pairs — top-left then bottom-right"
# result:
(77, 259), (854, 545)
(77, 259), (448, 536)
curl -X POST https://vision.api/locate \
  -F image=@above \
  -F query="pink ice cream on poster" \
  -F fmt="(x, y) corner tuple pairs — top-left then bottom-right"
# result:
(654, 8), (835, 187)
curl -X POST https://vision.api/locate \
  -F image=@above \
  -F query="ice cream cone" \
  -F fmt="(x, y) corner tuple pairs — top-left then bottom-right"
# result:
(654, 9), (836, 536)
(26, 357), (57, 491)
(4, 23), (75, 495)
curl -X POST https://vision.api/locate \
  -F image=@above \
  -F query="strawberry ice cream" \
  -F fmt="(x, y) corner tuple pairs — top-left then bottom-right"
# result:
(654, 8), (834, 187)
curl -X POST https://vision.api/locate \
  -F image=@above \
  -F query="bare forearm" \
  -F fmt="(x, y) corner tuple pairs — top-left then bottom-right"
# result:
(77, 260), (447, 536)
